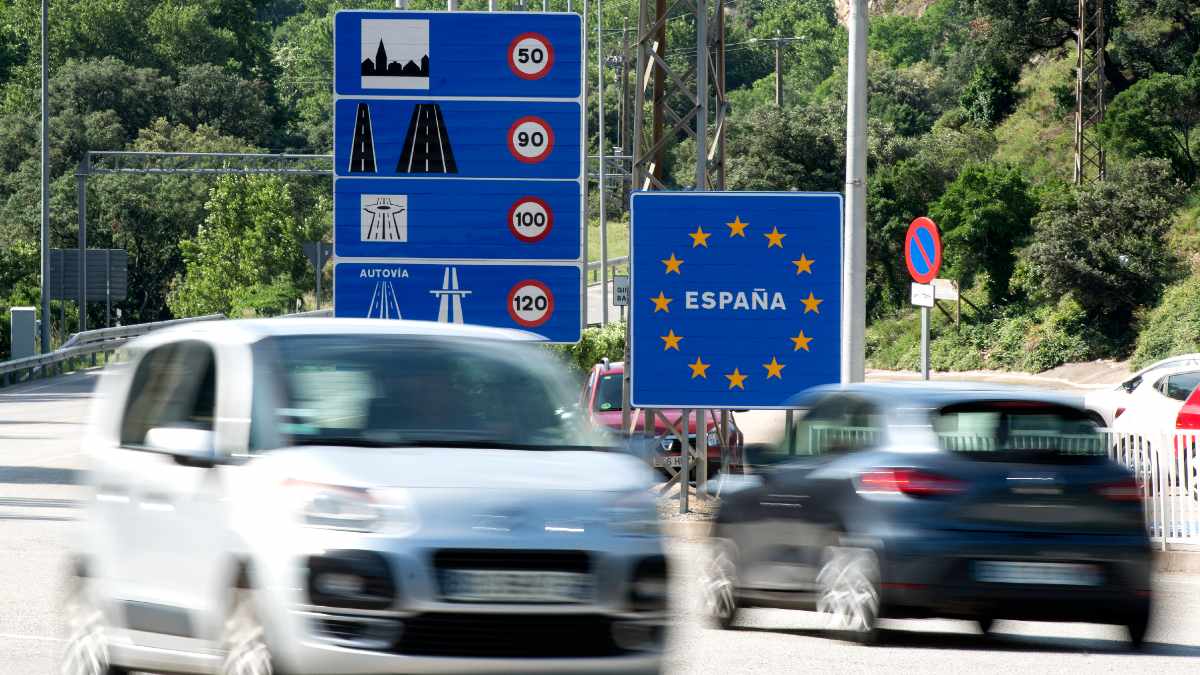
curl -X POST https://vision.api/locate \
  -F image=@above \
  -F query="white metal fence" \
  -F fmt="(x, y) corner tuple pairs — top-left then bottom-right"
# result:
(1105, 429), (1200, 549)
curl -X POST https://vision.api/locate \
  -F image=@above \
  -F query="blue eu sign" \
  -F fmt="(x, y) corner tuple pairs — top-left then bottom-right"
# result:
(332, 10), (584, 342)
(630, 192), (843, 408)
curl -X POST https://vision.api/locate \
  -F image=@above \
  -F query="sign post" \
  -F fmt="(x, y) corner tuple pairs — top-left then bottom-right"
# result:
(630, 192), (843, 410)
(331, 10), (584, 341)
(904, 216), (942, 381)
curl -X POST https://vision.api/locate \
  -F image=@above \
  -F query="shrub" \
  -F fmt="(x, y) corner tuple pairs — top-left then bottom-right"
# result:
(549, 321), (625, 375)
(1130, 275), (1200, 369)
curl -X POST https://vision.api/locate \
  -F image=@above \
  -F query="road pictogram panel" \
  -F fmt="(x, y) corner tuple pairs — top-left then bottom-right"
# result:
(334, 262), (580, 342)
(333, 10), (584, 342)
(630, 192), (844, 408)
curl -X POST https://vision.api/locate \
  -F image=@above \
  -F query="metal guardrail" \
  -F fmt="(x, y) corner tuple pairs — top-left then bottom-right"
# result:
(585, 255), (629, 272)
(0, 314), (225, 388)
(0, 309), (337, 387)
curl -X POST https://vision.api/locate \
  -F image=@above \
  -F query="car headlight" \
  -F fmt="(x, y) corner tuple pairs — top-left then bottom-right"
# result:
(608, 491), (660, 537)
(706, 430), (719, 448)
(284, 480), (416, 534)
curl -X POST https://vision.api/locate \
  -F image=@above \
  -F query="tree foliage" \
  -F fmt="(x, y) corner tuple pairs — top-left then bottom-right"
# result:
(1101, 71), (1200, 184)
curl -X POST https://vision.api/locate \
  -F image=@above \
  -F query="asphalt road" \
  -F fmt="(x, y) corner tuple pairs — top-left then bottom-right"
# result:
(3, 371), (1200, 674)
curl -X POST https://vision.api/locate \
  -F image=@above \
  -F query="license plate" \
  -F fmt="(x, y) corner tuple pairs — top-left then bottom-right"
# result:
(653, 455), (683, 468)
(441, 569), (594, 603)
(974, 561), (1102, 586)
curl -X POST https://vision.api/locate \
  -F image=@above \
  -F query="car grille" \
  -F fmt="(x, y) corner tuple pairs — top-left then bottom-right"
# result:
(432, 549), (592, 574)
(393, 613), (623, 657)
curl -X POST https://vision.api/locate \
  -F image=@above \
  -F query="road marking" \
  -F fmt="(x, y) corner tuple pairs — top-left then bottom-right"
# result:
(0, 632), (63, 643)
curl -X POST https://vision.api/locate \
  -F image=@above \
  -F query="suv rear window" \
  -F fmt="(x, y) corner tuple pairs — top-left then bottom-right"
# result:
(934, 401), (1104, 460)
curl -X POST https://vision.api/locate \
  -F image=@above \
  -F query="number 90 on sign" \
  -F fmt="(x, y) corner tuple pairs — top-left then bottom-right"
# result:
(508, 32), (555, 80)
(507, 280), (555, 328)
(508, 116), (555, 164)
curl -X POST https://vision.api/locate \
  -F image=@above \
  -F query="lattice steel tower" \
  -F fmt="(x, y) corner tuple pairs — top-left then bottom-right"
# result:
(1074, 0), (1107, 184)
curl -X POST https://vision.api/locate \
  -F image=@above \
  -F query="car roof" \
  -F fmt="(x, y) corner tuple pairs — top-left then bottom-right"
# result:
(128, 318), (545, 349)
(1129, 353), (1200, 379)
(787, 382), (1085, 411)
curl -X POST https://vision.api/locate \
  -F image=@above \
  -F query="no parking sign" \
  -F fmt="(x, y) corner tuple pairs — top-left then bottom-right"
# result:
(905, 216), (942, 284)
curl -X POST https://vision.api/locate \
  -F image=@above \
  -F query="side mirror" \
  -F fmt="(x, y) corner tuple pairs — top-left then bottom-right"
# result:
(144, 427), (219, 468)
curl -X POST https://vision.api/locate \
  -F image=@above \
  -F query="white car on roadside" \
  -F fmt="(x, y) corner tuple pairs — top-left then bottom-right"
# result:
(63, 319), (666, 675)
(1085, 354), (1200, 427)
(1108, 365), (1200, 433)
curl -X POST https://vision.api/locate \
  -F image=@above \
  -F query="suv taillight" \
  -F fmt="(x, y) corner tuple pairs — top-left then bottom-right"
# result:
(1094, 478), (1142, 502)
(857, 469), (965, 496)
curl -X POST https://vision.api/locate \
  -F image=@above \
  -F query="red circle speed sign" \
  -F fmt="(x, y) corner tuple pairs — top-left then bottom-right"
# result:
(904, 216), (942, 284)
(507, 279), (555, 328)
(507, 116), (555, 163)
(508, 32), (555, 80)
(507, 197), (554, 243)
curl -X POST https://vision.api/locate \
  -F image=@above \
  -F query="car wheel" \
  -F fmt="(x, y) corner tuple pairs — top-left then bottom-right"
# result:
(817, 545), (880, 644)
(61, 577), (127, 675)
(1125, 604), (1152, 650)
(702, 539), (739, 629)
(221, 588), (276, 675)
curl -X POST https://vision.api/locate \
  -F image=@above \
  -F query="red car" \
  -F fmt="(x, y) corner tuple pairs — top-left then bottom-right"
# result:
(581, 360), (743, 475)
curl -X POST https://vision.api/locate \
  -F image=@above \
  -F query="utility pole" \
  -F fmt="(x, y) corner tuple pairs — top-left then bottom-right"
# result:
(598, 0), (609, 325)
(39, 0), (50, 353)
(773, 31), (783, 107)
(841, 0), (867, 384)
(1074, 0), (1106, 184)
(695, 0), (707, 190)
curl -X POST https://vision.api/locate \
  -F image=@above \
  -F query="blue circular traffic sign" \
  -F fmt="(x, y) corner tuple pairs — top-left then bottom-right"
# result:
(905, 216), (942, 284)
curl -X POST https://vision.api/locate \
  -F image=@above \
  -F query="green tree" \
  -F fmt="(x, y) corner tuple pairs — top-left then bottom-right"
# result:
(168, 175), (310, 318)
(169, 64), (272, 145)
(1028, 159), (1185, 348)
(930, 163), (1037, 304)
(959, 62), (1019, 127)
(1100, 71), (1200, 184)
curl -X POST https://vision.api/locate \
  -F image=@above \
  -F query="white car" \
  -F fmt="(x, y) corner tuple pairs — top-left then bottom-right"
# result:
(1085, 354), (1200, 427)
(63, 319), (666, 675)
(1109, 365), (1200, 433)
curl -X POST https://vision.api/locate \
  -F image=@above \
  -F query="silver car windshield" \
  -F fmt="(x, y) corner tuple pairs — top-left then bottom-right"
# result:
(257, 335), (610, 450)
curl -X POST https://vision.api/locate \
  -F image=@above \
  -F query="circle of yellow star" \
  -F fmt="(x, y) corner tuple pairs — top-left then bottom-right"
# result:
(790, 330), (813, 351)
(661, 253), (683, 274)
(764, 226), (786, 248)
(660, 329), (682, 351)
(791, 254), (814, 274)
(801, 292), (823, 314)
(725, 368), (747, 390)
(688, 357), (710, 379)
(763, 356), (785, 379)
(726, 216), (749, 237)
(650, 292), (673, 313)
(689, 226), (711, 248)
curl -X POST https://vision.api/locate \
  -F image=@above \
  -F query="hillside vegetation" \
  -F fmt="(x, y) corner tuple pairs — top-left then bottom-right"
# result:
(0, 0), (1198, 371)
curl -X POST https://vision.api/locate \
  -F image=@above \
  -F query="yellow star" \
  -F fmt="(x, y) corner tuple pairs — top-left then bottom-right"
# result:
(763, 356), (785, 379)
(802, 292), (823, 314)
(661, 329), (682, 351)
(791, 254), (814, 274)
(725, 368), (747, 390)
(689, 226), (711, 248)
(661, 253), (683, 274)
(764, 226), (786, 248)
(688, 356), (710, 379)
(650, 292), (672, 313)
(790, 330), (813, 351)
(726, 215), (749, 237)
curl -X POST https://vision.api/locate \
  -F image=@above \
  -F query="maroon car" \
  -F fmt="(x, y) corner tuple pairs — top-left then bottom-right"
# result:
(581, 360), (743, 475)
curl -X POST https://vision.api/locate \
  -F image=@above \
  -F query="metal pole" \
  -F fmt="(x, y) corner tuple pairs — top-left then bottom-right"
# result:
(488, 0), (496, 10)
(447, 0), (458, 10)
(695, 0), (707, 190)
(598, 0), (609, 324)
(76, 157), (87, 333)
(621, 21), (630, 158)
(39, 0), (50, 353)
(714, 0), (726, 189)
(105, 248), (111, 328)
(697, 410), (708, 501)
(680, 409), (691, 514)
(774, 32), (782, 107)
(315, 250), (322, 310)
(920, 305), (930, 380)
(841, 0), (868, 384)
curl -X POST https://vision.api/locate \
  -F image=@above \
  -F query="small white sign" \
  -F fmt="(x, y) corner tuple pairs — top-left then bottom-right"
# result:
(911, 282), (934, 308)
(932, 278), (959, 301)
(361, 195), (408, 242)
(613, 275), (630, 306)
